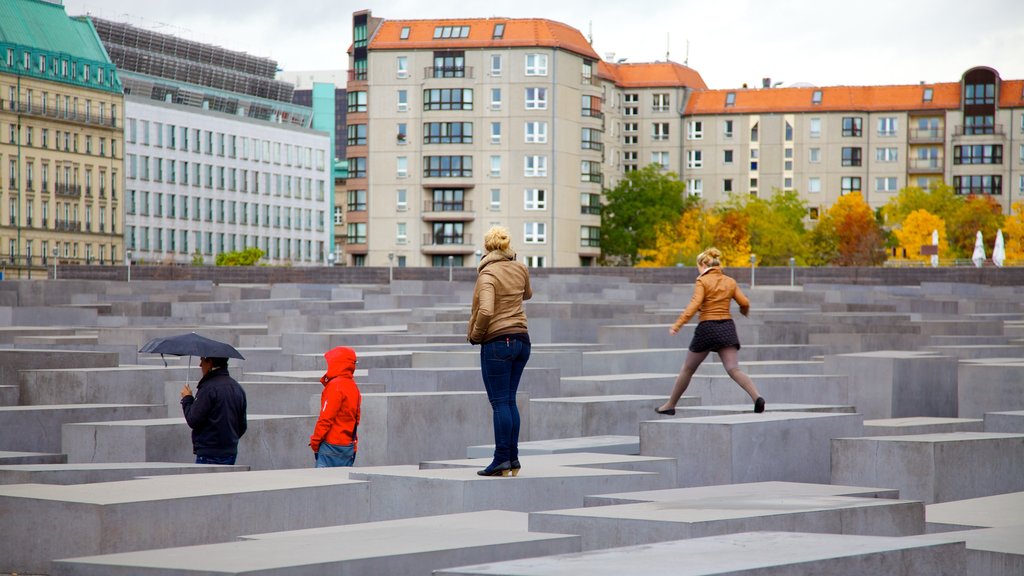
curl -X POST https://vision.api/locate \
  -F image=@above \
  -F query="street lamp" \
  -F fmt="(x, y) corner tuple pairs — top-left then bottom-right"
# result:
(789, 256), (796, 287)
(126, 249), (132, 283)
(52, 246), (58, 280)
(749, 253), (757, 288)
(475, 249), (482, 264)
(388, 252), (395, 283)
(327, 252), (336, 267)
(448, 254), (454, 282)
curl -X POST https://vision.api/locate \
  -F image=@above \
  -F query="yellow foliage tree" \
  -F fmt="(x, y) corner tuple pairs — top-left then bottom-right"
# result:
(637, 208), (708, 267)
(892, 209), (948, 263)
(1003, 201), (1024, 261)
(711, 209), (752, 267)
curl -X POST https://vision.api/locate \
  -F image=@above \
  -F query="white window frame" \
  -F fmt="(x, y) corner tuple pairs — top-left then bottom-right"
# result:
(490, 188), (501, 210)
(524, 188), (547, 210)
(523, 221), (547, 243)
(396, 156), (408, 178)
(490, 54), (502, 76)
(877, 117), (898, 137)
(652, 151), (670, 170)
(396, 56), (409, 78)
(686, 150), (702, 169)
(524, 155), (547, 177)
(396, 189), (408, 211)
(809, 118), (821, 138)
(525, 87), (547, 110)
(809, 148), (821, 163)
(490, 122), (501, 144)
(653, 122), (670, 141)
(687, 178), (703, 197)
(687, 120), (703, 140)
(808, 177), (821, 193)
(490, 155), (501, 177)
(490, 88), (502, 110)
(525, 53), (548, 76)
(875, 176), (898, 192)
(396, 222), (408, 244)
(397, 89), (408, 112)
(876, 147), (898, 162)
(525, 121), (548, 143)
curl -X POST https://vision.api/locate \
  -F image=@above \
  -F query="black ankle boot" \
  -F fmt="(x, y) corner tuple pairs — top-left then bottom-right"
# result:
(477, 460), (511, 477)
(510, 459), (521, 477)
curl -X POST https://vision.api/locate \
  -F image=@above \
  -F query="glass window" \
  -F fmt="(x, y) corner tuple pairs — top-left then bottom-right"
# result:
(525, 53), (548, 76)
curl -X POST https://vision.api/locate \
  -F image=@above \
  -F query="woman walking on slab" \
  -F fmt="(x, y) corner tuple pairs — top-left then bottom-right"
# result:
(656, 248), (765, 415)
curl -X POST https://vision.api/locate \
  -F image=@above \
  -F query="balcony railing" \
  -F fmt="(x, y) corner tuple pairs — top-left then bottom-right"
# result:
(580, 238), (601, 247)
(55, 184), (82, 198)
(425, 66), (473, 79)
(954, 125), (1004, 136)
(423, 200), (472, 212)
(55, 221), (81, 232)
(582, 108), (604, 119)
(908, 158), (943, 173)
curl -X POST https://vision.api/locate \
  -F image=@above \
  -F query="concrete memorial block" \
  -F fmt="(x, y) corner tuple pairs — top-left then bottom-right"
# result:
(558, 373), (679, 397)
(583, 480), (900, 507)
(529, 492), (924, 551)
(0, 349), (119, 387)
(912, 525), (1024, 576)
(0, 462), (248, 485)
(693, 359), (826, 376)
(436, 531), (965, 576)
(423, 453), (676, 484)
(642, 412), (865, 487)
(0, 384), (16, 405)
(957, 360), (1024, 418)
(529, 395), (670, 439)
(0, 468), (370, 574)
(824, 351), (959, 419)
(467, 436), (640, 458)
(349, 463), (665, 522)
(925, 491), (1024, 532)
(984, 411), (1024, 433)
(683, 373), (850, 406)
(19, 365), (193, 406)
(863, 417), (984, 436)
(0, 450), (65, 465)
(62, 414), (315, 470)
(368, 366), (561, 398)
(52, 510), (580, 576)
(231, 381), (325, 415)
(358, 392), (527, 467)
(832, 432), (1024, 504)
(673, 403), (855, 417)
(0, 404), (165, 453)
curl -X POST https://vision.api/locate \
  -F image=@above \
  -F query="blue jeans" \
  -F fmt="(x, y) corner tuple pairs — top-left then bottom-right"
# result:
(196, 454), (236, 465)
(480, 337), (530, 464)
(315, 441), (356, 467)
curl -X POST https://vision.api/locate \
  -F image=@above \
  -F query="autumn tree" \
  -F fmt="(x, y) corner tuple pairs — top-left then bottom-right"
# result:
(637, 206), (708, 267)
(215, 247), (265, 266)
(1003, 201), (1024, 261)
(828, 192), (886, 265)
(722, 189), (808, 265)
(601, 165), (695, 265)
(946, 194), (1005, 259)
(882, 183), (962, 227)
(892, 210), (948, 263)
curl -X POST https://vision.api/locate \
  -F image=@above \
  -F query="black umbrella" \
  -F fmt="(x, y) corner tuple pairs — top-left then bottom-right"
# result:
(139, 332), (245, 360)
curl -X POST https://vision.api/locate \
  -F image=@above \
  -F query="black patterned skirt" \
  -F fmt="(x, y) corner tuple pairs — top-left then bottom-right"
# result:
(689, 319), (741, 353)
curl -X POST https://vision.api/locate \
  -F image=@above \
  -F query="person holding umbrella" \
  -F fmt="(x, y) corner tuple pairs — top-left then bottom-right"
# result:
(181, 356), (248, 465)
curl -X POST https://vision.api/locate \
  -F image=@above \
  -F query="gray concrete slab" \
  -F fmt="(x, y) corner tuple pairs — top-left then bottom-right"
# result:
(642, 412), (864, 487)
(0, 450), (66, 465)
(824, 351), (959, 420)
(912, 525), (1024, 576)
(673, 403), (856, 418)
(582, 481), (901, 507)
(367, 366), (561, 398)
(467, 436), (640, 458)
(51, 510), (581, 576)
(984, 411), (1024, 433)
(832, 432), (1024, 504)
(529, 395), (673, 439)
(0, 462), (248, 485)
(529, 492), (924, 550)
(0, 468), (370, 574)
(863, 417), (985, 436)
(0, 403), (167, 452)
(422, 453), (677, 484)
(926, 492), (1024, 531)
(435, 531), (965, 575)
(957, 361), (1024, 418)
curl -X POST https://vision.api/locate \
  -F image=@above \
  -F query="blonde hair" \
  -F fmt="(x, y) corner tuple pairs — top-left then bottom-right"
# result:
(696, 247), (722, 268)
(483, 226), (512, 254)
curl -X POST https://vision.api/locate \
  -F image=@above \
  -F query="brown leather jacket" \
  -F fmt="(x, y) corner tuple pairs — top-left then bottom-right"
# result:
(467, 250), (532, 344)
(671, 266), (749, 331)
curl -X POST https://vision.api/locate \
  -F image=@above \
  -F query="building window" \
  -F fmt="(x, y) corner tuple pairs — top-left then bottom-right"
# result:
(490, 88), (502, 110)
(878, 117), (898, 136)
(875, 177), (898, 192)
(953, 175), (1002, 195)
(686, 150), (702, 169)
(524, 222), (546, 243)
(723, 149), (734, 164)
(842, 117), (863, 137)
(432, 222), (465, 245)
(652, 151), (670, 170)
(525, 87), (547, 110)
(652, 93), (670, 112)
(433, 25), (470, 39)
(580, 192), (600, 215)
(347, 189), (367, 211)
(423, 88), (473, 111)
(653, 122), (670, 141)
(582, 95), (602, 118)
(524, 155), (547, 177)
(490, 188), (501, 210)
(347, 124), (367, 146)
(808, 177), (821, 194)
(396, 56), (409, 78)
(623, 93), (638, 116)
(400, 26), (410, 40)
(397, 156), (408, 177)
(876, 147), (899, 162)
(581, 226), (600, 247)
(809, 117), (821, 138)
(687, 179), (703, 197)
(431, 50), (466, 78)
(750, 122), (759, 142)
(348, 91), (367, 112)
(525, 53), (548, 76)
(490, 54), (502, 75)
(964, 81), (996, 105)
(490, 122), (501, 144)
(812, 90), (822, 104)
(723, 178), (733, 193)
(749, 148), (759, 170)
(396, 189), (408, 210)
(841, 147), (862, 167)
(725, 92), (736, 107)
(424, 156), (472, 177)
(524, 188), (546, 210)
(397, 89), (408, 111)
(964, 115), (995, 135)
(581, 127), (601, 150)
(580, 160), (602, 183)
(687, 121), (702, 140)
(424, 122), (473, 144)
(490, 155), (501, 176)
(346, 223), (367, 244)
(841, 176), (862, 195)
(526, 121), (548, 143)
(430, 188), (465, 211)
(785, 122), (793, 141)
(348, 157), (366, 178)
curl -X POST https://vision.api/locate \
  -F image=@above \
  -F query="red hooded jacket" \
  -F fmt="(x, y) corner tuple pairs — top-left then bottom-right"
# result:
(309, 346), (361, 453)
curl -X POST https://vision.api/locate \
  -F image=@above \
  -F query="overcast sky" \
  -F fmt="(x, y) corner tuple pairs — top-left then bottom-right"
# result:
(61, 0), (1024, 89)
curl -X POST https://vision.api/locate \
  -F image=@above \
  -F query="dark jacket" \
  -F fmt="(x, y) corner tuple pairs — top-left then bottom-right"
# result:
(181, 367), (247, 457)
(467, 250), (532, 344)
(310, 346), (361, 453)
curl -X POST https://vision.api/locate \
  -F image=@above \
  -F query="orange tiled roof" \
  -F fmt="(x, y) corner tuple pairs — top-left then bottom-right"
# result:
(602, 61), (707, 90)
(1000, 79), (1024, 108)
(368, 18), (600, 60)
(685, 83), (964, 115)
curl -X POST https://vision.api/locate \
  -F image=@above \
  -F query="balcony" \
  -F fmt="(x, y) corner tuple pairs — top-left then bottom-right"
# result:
(421, 200), (474, 222)
(0, 99), (117, 129)
(55, 221), (81, 232)
(425, 66), (473, 79)
(421, 232), (475, 255)
(953, 125), (1005, 138)
(908, 158), (944, 174)
(581, 108), (604, 120)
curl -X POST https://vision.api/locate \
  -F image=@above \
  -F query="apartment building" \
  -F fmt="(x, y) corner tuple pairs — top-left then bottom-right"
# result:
(680, 67), (1024, 217)
(92, 18), (334, 266)
(0, 0), (124, 273)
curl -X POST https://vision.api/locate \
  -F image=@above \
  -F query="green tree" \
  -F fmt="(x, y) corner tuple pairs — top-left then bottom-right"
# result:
(722, 189), (808, 265)
(601, 164), (694, 265)
(881, 183), (962, 227)
(946, 194), (1004, 259)
(215, 247), (265, 266)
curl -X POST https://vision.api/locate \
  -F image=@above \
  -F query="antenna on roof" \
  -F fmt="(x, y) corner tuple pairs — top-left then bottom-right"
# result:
(588, 20), (593, 45)
(666, 32), (670, 61)
(685, 39), (690, 67)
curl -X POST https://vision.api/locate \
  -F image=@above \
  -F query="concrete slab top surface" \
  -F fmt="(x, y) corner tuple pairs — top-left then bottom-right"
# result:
(0, 403), (162, 412)
(351, 463), (652, 482)
(586, 481), (901, 504)
(912, 524), (1024, 555)
(501, 435), (639, 450)
(62, 414), (309, 427)
(59, 511), (574, 572)
(246, 369), (362, 379)
(0, 462), (243, 472)
(537, 494), (915, 523)
(678, 403), (854, 412)
(425, 453), (676, 469)
(864, 417), (985, 426)
(927, 491), (1024, 528)
(651, 411), (856, 424)
(245, 509), (532, 540)
(0, 468), (364, 503)
(435, 531), (962, 575)
(561, 373), (674, 382)
(845, 431), (1024, 443)
(832, 350), (942, 358)
(532, 395), (664, 404)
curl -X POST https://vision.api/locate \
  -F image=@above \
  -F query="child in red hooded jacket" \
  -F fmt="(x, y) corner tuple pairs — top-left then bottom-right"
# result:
(310, 346), (361, 467)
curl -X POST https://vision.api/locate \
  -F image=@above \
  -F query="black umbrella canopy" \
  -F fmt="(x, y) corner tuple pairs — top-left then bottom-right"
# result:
(138, 332), (245, 360)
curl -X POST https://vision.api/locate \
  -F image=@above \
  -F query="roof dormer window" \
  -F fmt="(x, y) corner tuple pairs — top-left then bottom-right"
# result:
(493, 23), (505, 39)
(400, 26), (410, 40)
(725, 92), (736, 107)
(433, 26), (470, 39)
(923, 87), (933, 102)
(811, 90), (822, 105)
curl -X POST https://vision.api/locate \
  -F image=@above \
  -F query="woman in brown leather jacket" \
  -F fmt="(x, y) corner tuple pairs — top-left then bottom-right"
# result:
(468, 226), (532, 477)
(656, 247), (765, 415)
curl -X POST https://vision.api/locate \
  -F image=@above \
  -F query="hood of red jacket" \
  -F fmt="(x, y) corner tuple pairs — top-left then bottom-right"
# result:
(321, 346), (356, 386)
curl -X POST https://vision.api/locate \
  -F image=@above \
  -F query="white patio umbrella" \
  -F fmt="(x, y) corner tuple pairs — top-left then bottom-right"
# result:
(993, 229), (1006, 268)
(931, 229), (939, 268)
(971, 231), (986, 268)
